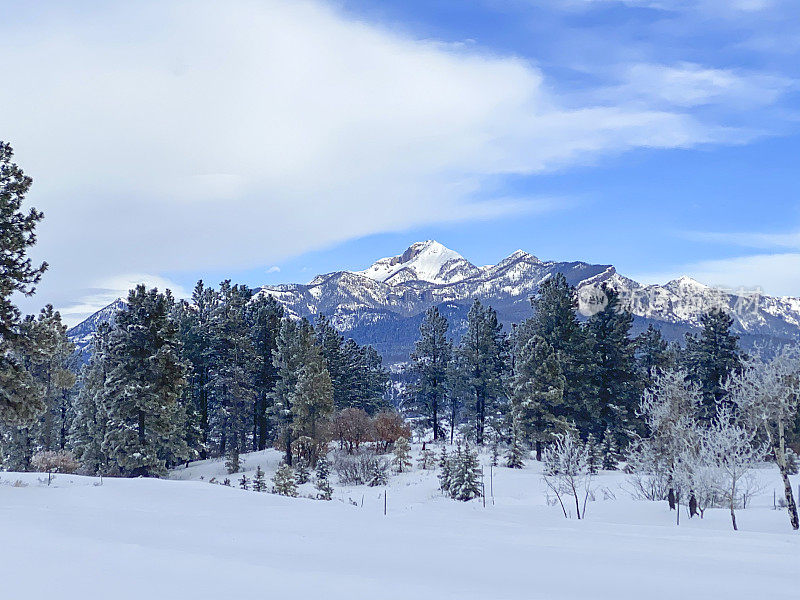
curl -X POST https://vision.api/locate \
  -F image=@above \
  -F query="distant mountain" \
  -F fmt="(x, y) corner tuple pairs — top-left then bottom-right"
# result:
(69, 241), (800, 364)
(67, 297), (126, 359)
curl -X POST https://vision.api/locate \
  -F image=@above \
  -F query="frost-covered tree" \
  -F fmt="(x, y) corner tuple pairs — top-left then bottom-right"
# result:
(438, 446), (451, 493)
(542, 431), (593, 519)
(696, 404), (766, 530)
(225, 446), (241, 475)
(505, 425), (525, 469)
(102, 286), (191, 477)
(238, 474), (249, 490)
(728, 347), (800, 530)
(290, 344), (333, 444)
(392, 436), (412, 473)
(633, 369), (702, 508)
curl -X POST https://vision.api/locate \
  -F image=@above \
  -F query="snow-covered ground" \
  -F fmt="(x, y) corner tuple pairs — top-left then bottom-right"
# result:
(2, 445), (798, 600)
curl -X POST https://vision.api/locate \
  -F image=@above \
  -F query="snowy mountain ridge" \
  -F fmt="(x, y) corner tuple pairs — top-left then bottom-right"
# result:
(68, 241), (800, 362)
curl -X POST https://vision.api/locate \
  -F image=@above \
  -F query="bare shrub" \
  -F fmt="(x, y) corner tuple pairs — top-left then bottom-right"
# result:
(331, 408), (374, 454)
(373, 411), (411, 454)
(31, 450), (79, 474)
(332, 450), (389, 486)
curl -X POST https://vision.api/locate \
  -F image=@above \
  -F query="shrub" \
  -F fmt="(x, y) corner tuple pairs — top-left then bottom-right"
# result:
(373, 411), (411, 453)
(31, 450), (79, 474)
(332, 450), (389, 486)
(331, 408), (374, 454)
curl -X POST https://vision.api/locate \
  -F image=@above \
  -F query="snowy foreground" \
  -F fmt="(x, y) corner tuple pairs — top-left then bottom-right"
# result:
(2, 446), (799, 600)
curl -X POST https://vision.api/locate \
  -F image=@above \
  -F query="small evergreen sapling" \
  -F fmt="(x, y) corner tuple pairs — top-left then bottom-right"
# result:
(367, 458), (389, 487)
(392, 436), (412, 473)
(417, 446), (435, 470)
(586, 433), (601, 475)
(295, 459), (310, 485)
(272, 463), (298, 497)
(449, 443), (482, 501)
(601, 427), (619, 471)
(314, 455), (333, 500)
(253, 465), (267, 492)
(506, 434), (525, 469)
(438, 447), (451, 493)
(239, 474), (249, 490)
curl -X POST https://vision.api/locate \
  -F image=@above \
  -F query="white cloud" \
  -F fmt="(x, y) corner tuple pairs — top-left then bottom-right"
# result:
(1, 0), (788, 323)
(266, 266), (281, 274)
(607, 63), (793, 109)
(632, 253), (800, 297)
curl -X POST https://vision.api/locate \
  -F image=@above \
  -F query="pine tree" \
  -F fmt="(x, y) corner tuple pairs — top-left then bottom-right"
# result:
(506, 429), (525, 469)
(417, 446), (435, 470)
(271, 318), (315, 465)
(207, 281), (259, 459)
(392, 436), (412, 473)
(247, 293), (283, 451)
(585, 285), (640, 447)
(314, 455), (333, 500)
(601, 427), (619, 471)
(225, 446), (241, 474)
(456, 300), (509, 445)
(290, 344), (334, 444)
(294, 459), (310, 485)
(69, 323), (111, 474)
(0, 141), (48, 428)
(490, 438), (500, 467)
(367, 459), (389, 487)
(438, 446), (451, 493)
(409, 307), (451, 441)
(635, 324), (672, 387)
(683, 309), (742, 421)
(450, 442), (482, 501)
(238, 474), (249, 490)
(511, 334), (565, 461)
(102, 286), (191, 477)
(252, 465), (267, 492)
(520, 274), (593, 435)
(272, 463), (298, 496)
(586, 433), (601, 474)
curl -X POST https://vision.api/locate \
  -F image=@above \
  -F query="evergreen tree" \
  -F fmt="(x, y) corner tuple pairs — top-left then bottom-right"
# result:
(450, 442), (481, 501)
(252, 465), (267, 492)
(271, 318), (315, 465)
(417, 446), (435, 470)
(69, 323), (111, 474)
(225, 446), (241, 474)
(207, 281), (259, 459)
(367, 458), (389, 487)
(102, 286), (191, 477)
(585, 285), (640, 446)
(0, 141), (48, 427)
(600, 427), (619, 471)
(294, 459), (310, 485)
(175, 281), (217, 458)
(238, 474), (249, 490)
(635, 324), (672, 386)
(511, 334), (565, 461)
(520, 274), (593, 434)
(272, 463), (298, 496)
(409, 307), (451, 441)
(438, 446), (451, 493)
(505, 428), (525, 469)
(586, 433), (601, 474)
(392, 436), (412, 473)
(290, 344), (334, 443)
(247, 293), (283, 451)
(314, 455), (333, 500)
(683, 309), (742, 420)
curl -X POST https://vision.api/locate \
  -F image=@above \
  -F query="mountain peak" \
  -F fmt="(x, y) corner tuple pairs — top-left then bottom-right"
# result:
(355, 240), (477, 284)
(664, 275), (708, 291)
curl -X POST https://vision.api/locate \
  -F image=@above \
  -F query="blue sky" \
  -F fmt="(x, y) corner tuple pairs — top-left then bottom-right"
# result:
(2, 0), (799, 323)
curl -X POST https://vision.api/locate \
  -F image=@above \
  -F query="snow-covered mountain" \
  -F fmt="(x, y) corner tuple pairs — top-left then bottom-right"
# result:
(68, 241), (800, 363)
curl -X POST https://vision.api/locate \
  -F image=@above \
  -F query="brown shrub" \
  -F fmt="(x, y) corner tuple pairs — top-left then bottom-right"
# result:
(331, 408), (374, 454)
(31, 450), (79, 474)
(373, 411), (411, 453)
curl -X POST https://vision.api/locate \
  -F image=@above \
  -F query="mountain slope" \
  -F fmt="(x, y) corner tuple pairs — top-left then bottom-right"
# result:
(69, 241), (800, 364)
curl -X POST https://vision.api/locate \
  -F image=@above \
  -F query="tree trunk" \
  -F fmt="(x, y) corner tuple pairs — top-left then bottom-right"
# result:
(535, 440), (542, 462)
(776, 422), (799, 530)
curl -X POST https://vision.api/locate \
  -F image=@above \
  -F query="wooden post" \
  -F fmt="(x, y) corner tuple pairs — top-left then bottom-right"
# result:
(481, 467), (485, 508)
(490, 465), (494, 505)
(384, 489), (387, 516)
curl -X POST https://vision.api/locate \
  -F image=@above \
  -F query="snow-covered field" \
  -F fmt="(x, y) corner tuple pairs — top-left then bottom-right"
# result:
(2, 446), (798, 600)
